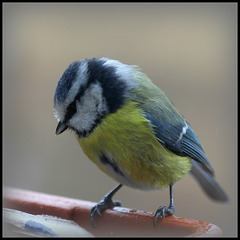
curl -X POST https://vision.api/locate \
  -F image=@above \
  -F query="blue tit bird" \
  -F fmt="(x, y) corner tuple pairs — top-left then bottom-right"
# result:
(54, 58), (229, 227)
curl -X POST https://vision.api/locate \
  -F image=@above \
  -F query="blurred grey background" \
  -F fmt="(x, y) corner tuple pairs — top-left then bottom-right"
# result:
(3, 3), (237, 237)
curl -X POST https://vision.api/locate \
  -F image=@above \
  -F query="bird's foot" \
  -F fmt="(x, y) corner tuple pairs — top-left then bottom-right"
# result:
(154, 205), (175, 226)
(90, 196), (121, 228)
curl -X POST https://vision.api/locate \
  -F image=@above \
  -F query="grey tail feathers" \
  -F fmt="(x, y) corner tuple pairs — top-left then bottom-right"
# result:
(190, 160), (229, 202)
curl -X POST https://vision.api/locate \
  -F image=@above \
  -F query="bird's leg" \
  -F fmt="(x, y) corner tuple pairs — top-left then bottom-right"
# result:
(90, 184), (122, 228)
(154, 184), (175, 226)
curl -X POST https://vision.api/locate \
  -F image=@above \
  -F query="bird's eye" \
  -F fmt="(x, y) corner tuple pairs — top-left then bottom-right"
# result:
(67, 101), (76, 113)
(65, 101), (77, 120)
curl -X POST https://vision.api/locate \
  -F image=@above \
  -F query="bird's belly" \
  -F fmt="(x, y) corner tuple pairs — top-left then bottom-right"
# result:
(77, 101), (192, 190)
(98, 153), (157, 190)
(78, 131), (192, 190)
(95, 150), (191, 190)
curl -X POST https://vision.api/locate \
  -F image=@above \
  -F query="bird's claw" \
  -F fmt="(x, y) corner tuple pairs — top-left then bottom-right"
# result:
(154, 206), (175, 226)
(90, 196), (121, 228)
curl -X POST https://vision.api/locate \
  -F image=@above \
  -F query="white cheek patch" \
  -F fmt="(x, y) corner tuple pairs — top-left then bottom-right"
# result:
(69, 83), (108, 133)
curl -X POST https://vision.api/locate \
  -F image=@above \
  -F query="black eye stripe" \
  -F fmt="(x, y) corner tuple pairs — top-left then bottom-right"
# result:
(65, 101), (77, 122)
(63, 79), (93, 124)
(63, 60), (101, 124)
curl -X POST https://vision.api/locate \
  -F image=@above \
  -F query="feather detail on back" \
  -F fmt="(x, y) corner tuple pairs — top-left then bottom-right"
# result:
(133, 71), (214, 175)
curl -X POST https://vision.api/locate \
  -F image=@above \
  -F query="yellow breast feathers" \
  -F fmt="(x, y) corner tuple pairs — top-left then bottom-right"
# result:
(77, 101), (192, 189)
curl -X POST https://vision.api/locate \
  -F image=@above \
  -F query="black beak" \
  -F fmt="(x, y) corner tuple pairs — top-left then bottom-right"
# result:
(56, 122), (68, 135)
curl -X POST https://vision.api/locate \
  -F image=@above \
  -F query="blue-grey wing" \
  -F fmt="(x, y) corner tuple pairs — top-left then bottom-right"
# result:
(145, 112), (214, 175)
